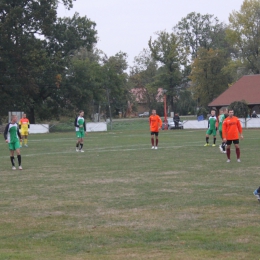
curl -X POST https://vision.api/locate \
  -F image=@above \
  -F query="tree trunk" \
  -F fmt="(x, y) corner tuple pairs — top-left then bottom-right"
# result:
(29, 107), (35, 124)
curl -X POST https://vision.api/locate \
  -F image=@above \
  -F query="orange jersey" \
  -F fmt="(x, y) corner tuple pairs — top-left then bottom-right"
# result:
(222, 116), (242, 140)
(149, 115), (162, 132)
(19, 118), (30, 130)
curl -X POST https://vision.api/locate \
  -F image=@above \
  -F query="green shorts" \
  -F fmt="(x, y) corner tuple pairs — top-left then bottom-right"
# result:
(76, 131), (85, 138)
(206, 129), (216, 136)
(9, 141), (20, 150)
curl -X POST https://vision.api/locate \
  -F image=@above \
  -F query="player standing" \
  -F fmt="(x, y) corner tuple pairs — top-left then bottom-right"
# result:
(75, 110), (87, 152)
(204, 109), (217, 147)
(19, 113), (30, 147)
(218, 108), (228, 153)
(222, 109), (243, 162)
(149, 109), (162, 150)
(4, 115), (23, 170)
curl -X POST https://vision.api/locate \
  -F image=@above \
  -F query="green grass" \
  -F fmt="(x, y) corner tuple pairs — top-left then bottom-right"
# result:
(0, 121), (260, 259)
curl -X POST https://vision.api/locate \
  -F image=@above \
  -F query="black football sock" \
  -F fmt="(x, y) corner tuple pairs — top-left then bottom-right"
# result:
(213, 138), (216, 144)
(76, 143), (79, 148)
(80, 143), (83, 150)
(10, 156), (15, 166)
(206, 137), (209, 143)
(17, 155), (21, 166)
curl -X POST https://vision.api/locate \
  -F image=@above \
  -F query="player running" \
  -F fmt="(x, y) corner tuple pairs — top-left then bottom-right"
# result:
(218, 108), (228, 153)
(222, 109), (243, 162)
(4, 115), (23, 170)
(75, 110), (87, 152)
(19, 113), (30, 147)
(204, 109), (217, 147)
(149, 109), (162, 150)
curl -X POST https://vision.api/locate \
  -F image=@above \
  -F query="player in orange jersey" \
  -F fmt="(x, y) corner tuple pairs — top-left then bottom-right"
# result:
(149, 109), (162, 150)
(19, 113), (30, 147)
(222, 109), (243, 163)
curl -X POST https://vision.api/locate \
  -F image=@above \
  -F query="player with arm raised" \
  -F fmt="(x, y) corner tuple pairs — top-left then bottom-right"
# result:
(4, 115), (23, 170)
(75, 110), (87, 152)
(149, 109), (162, 150)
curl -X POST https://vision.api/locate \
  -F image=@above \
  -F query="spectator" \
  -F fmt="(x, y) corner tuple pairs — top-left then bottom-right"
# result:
(251, 111), (258, 118)
(173, 113), (180, 129)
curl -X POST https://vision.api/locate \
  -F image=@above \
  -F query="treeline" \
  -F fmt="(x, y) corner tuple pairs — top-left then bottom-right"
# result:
(1, 0), (260, 122)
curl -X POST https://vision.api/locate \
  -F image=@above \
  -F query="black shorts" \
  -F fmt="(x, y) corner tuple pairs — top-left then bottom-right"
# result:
(226, 139), (239, 145)
(151, 132), (159, 136)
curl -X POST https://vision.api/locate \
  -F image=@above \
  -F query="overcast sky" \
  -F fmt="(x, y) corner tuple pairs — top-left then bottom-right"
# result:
(58, 0), (244, 67)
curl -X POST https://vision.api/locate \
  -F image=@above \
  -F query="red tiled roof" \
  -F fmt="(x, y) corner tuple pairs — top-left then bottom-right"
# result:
(208, 74), (260, 107)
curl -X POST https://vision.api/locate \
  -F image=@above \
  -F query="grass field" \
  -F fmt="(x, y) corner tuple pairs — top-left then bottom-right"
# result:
(0, 120), (260, 260)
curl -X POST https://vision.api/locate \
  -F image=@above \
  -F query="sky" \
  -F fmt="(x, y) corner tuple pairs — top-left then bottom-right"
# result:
(58, 0), (245, 67)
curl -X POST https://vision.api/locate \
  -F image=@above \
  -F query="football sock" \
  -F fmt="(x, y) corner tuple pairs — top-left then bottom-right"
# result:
(213, 138), (216, 144)
(76, 143), (79, 148)
(222, 142), (226, 151)
(236, 148), (240, 159)
(24, 139), (28, 145)
(10, 156), (15, 166)
(151, 138), (154, 146)
(80, 143), (83, 150)
(156, 139), (158, 146)
(20, 141), (23, 146)
(226, 147), (231, 159)
(206, 137), (209, 143)
(17, 155), (21, 166)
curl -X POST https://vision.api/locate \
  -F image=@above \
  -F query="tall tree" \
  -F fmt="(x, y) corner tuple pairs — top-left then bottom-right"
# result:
(189, 48), (232, 107)
(174, 12), (228, 60)
(0, 1), (97, 122)
(226, 0), (260, 74)
(129, 49), (159, 112)
(148, 31), (184, 112)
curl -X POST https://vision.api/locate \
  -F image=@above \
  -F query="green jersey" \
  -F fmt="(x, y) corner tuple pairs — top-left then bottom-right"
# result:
(218, 114), (226, 131)
(208, 116), (217, 130)
(74, 116), (86, 132)
(4, 123), (21, 143)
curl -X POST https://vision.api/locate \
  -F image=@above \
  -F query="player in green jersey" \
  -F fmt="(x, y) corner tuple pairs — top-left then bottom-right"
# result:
(4, 115), (23, 170)
(204, 109), (217, 147)
(74, 110), (87, 152)
(218, 108), (228, 153)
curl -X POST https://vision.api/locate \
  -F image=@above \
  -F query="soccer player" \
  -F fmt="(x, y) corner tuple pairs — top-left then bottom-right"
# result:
(75, 110), (87, 152)
(222, 109), (243, 162)
(149, 109), (162, 149)
(204, 109), (217, 147)
(19, 113), (30, 147)
(4, 115), (23, 170)
(218, 108), (228, 153)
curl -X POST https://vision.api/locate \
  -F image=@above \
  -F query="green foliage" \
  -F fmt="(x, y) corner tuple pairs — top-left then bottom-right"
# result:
(148, 31), (184, 111)
(226, 0), (260, 74)
(129, 49), (159, 111)
(229, 100), (249, 118)
(175, 90), (197, 115)
(189, 48), (232, 107)
(174, 12), (229, 60)
(197, 107), (208, 118)
(0, 0), (97, 122)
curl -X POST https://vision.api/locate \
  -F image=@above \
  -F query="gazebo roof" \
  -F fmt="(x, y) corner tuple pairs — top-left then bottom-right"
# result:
(208, 74), (260, 107)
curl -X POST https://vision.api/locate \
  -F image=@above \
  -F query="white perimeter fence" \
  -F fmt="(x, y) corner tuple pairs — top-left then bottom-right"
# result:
(1, 119), (259, 134)
(182, 118), (260, 129)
